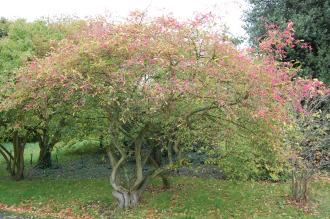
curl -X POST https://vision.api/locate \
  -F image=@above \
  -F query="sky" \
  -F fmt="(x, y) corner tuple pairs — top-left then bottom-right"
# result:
(0, 0), (249, 38)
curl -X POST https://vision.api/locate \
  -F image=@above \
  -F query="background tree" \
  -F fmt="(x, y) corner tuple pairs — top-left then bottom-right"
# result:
(0, 18), (86, 168)
(0, 107), (29, 180)
(244, 0), (330, 83)
(12, 62), (75, 168)
(0, 17), (9, 38)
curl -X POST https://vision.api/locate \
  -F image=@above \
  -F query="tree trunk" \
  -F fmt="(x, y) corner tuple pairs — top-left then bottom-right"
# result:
(14, 143), (25, 180)
(291, 168), (312, 203)
(37, 144), (52, 169)
(112, 189), (142, 208)
(35, 117), (65, 169)
(107, 125), (169, 208)
(160, 175), (170, 189)
(108, 140), (147, 209)
(12, 131), (26, 180)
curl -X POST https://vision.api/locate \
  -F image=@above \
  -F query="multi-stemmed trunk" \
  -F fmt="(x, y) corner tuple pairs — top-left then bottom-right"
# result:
(107, 131), (171, 208)
(107, 141), (147, 208)
(109, 154), (148, 208)
(12, 131), (25, 180)
(291, 168), (313, 203)
(0, 131), (26, 180)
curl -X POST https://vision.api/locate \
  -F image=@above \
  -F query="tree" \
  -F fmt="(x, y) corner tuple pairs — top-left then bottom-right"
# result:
(0, 18), (86, 168)
(258, 19), (329, 204)
(244, 0), (330, 84)
(0, 109), (29, 180)
(18, 12), (314, 208)
(0, 17), (9, 38)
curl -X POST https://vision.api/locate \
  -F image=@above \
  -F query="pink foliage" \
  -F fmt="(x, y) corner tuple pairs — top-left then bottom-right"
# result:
(7, 13), (328, 133)
(259, 21), (311, 61)
(256, 21), (328, 117)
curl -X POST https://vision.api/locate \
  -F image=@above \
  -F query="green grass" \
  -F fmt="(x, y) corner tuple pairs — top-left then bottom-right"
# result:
(0, 175), (329, 218)
(0, 178), (112, 206)
(0, 142), (329, 218)
(117, 177), (330, 219)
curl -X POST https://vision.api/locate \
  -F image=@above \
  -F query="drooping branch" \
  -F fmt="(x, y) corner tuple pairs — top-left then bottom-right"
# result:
(205, 113), (263, 138)
(185, 104), (218, 120)
(0, 144), (14, 162)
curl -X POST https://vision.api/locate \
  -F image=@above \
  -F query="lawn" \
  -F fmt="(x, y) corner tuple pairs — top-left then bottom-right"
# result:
(0, 143), (329, 218)
(0, 176), (329, 218)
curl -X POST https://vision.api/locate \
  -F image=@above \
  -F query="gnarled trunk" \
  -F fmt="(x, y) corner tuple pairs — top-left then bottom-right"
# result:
(112, 189), (142, 208)
(107, 144), (170, 208)
(107, 136), (149, 208)
(106, 123), (171, 208)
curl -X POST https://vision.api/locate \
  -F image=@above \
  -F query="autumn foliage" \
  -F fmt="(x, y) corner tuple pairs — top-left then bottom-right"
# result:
(0, 12), (328, 207)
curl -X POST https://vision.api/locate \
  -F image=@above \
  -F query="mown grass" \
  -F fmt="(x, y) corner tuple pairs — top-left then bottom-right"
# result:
(117, 177), (330, 219)
(0, 142), (329, 218)
(0, 175), (329, 218)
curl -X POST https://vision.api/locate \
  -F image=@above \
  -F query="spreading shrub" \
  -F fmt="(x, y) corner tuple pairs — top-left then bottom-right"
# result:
(0, 12), (328, 207)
